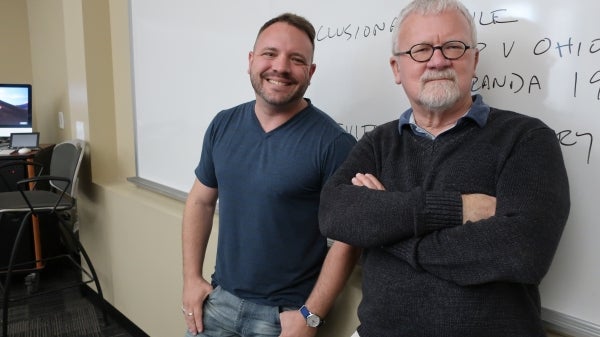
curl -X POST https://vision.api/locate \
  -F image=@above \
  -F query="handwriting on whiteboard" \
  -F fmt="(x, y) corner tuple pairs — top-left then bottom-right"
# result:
(316, 8), (600, 100)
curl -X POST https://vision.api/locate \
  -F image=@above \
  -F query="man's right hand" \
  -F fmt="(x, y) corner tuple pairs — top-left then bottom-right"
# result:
(461, 193), (496, 224)
(182, 277), (213, 335)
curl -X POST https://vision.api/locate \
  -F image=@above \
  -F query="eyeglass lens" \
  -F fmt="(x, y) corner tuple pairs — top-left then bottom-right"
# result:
(410, 41), (468, 62)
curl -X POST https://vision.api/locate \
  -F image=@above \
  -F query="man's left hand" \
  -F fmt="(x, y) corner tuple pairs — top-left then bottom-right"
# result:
(279, 310), (318, 337)
(352, 173), (386, 190)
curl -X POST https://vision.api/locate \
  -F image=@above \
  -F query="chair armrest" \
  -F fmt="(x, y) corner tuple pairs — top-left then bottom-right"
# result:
(16, 176), (73, 215)
(17, 175), (71, 189)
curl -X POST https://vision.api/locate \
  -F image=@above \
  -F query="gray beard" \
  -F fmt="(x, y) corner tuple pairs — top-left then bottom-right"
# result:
(418, 80), (461, 111)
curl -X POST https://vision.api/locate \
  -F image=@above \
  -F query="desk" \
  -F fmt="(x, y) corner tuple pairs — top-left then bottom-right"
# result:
(0, 144), (54, 271)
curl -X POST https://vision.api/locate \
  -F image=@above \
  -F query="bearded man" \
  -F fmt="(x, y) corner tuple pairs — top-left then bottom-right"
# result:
(318, 0), (570, 336)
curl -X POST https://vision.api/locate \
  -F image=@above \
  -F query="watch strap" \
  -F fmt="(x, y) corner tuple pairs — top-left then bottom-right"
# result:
(299, 305), (311, 319)
(299, 305), (323, 327)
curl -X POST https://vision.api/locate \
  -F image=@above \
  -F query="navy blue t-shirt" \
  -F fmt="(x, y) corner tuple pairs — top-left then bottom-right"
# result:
(195, 99), (356, 307)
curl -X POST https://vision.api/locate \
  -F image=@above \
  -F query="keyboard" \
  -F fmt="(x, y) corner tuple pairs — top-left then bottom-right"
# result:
(0, 149), (15, 155)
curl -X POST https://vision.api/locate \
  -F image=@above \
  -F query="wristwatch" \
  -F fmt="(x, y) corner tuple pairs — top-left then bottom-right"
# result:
(299, 305), (324, 327)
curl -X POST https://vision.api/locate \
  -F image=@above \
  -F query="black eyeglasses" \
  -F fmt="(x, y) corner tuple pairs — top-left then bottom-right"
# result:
(394, 41), (473, 62)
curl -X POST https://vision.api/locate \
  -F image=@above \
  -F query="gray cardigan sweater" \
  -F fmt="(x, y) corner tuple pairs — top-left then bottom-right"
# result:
(319, 106), (570, 337)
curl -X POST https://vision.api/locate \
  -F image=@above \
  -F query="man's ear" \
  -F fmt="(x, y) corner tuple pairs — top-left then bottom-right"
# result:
(472, 48), (479, 76)
(390, 57), (402, 85)
(247, 51), (254, 74)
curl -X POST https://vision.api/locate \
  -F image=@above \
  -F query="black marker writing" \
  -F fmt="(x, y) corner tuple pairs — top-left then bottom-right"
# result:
(472, 73), (542, 94)
(473, 9), (519, 25)
(591, 70), (600, 100)
(503, 41), (516, 58)
(339, 124), (378, 139)
(534, 37), (600, 57)
(557, 130), (593, 164)
(574, 70), (600, 100)
(316, 17), (397, 42)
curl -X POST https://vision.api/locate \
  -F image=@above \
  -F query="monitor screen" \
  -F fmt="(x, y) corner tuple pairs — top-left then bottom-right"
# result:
(0, 83), (33, 139)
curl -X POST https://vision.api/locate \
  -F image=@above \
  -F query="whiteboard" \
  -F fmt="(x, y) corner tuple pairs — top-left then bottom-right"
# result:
(129, 0), (600, 330)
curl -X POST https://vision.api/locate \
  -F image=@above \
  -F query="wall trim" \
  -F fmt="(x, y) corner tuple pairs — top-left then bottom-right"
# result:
(543, 308), (600, 337)
(126, 176), (187, 201)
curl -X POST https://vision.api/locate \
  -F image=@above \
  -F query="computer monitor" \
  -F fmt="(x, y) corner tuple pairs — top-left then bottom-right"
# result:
(0, 83), (33, 139)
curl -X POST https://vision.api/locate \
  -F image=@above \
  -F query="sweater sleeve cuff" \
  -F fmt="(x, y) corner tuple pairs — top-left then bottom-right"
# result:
(415, 191), (463, 236)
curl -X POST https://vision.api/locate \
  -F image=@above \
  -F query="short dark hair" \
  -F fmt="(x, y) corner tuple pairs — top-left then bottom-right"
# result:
(256, 13), (316, 50)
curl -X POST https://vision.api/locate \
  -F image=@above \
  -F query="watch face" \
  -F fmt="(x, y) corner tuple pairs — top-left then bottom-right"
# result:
(307, 314), (321, 327)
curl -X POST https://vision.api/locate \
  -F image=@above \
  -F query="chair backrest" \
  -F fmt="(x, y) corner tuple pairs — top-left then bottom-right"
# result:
(48, 139), (85, 198)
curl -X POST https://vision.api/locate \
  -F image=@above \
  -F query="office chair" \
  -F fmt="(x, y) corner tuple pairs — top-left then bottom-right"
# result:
(0, 140), (107, 337)
(0, 161), (44, 273)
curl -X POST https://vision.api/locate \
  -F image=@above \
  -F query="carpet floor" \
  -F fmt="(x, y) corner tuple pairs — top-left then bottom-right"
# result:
(1, 260), (140, 337)
(6, 298), (101, 337)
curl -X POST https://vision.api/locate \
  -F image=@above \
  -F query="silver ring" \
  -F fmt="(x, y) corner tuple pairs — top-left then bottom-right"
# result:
(181, 306), (193, 316)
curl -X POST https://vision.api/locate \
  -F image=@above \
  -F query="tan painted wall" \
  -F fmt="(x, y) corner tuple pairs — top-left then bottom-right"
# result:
(0, 1), (33, 83)
(7, 0), (362, 336)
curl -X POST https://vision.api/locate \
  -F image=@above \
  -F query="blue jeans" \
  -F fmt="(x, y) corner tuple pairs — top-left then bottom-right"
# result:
(185, 286), (288, 337)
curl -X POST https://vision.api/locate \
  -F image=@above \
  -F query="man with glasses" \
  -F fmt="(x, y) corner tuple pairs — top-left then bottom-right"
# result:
(318, 0), (570, 336)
